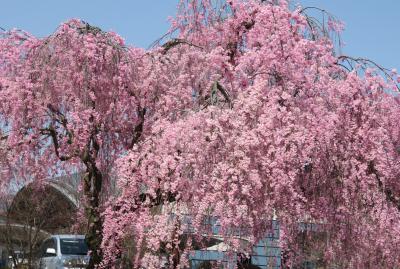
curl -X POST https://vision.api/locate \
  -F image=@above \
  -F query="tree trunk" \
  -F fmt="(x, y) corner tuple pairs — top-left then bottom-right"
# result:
(83, 163), (103, 269)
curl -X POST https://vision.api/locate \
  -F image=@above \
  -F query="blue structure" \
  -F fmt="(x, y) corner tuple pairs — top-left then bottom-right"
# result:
(188, 220), (281, 269)
(186, 219), (321, 269)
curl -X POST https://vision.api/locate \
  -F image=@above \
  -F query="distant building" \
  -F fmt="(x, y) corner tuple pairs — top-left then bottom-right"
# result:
(189, 220), (281, 269)
(0, 173), (82, 268)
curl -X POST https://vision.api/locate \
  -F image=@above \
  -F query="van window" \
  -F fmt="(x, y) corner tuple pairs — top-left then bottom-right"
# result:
(60, 239), (88, 255)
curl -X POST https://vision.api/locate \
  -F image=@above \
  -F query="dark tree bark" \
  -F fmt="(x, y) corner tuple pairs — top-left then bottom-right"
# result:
(83, 168), (103, 269)
(81, 132), (104, 269)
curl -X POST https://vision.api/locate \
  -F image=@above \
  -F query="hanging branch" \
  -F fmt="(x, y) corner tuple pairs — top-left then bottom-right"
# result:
(337, 55), (400, 91)
(299, 6), (344, 51)
(161, 38), (204, 54)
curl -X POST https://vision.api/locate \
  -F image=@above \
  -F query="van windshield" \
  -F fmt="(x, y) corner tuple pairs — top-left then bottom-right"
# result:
(60, 239), (88, 255)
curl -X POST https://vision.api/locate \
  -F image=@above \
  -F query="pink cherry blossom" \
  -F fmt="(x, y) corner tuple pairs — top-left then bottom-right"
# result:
(1, 1), (400, 269)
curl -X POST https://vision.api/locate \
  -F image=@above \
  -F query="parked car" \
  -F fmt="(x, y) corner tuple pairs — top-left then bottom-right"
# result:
(8, 251), (29, 269)
(37, 235), (89, 269)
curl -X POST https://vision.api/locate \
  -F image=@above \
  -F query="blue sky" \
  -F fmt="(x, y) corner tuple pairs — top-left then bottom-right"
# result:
(1, 0), (399, 69)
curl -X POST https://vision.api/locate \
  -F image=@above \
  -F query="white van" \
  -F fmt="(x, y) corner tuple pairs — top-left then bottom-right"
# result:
(38, 235), (89, 269)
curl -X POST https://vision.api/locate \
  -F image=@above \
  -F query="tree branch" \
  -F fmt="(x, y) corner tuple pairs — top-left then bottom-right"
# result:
(162, 38), (203, 54)
(129, 107), (146, 148)
(337, 55), (400, 91)
(40, 127), (75, 161)
(368, 162), (400, 211)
